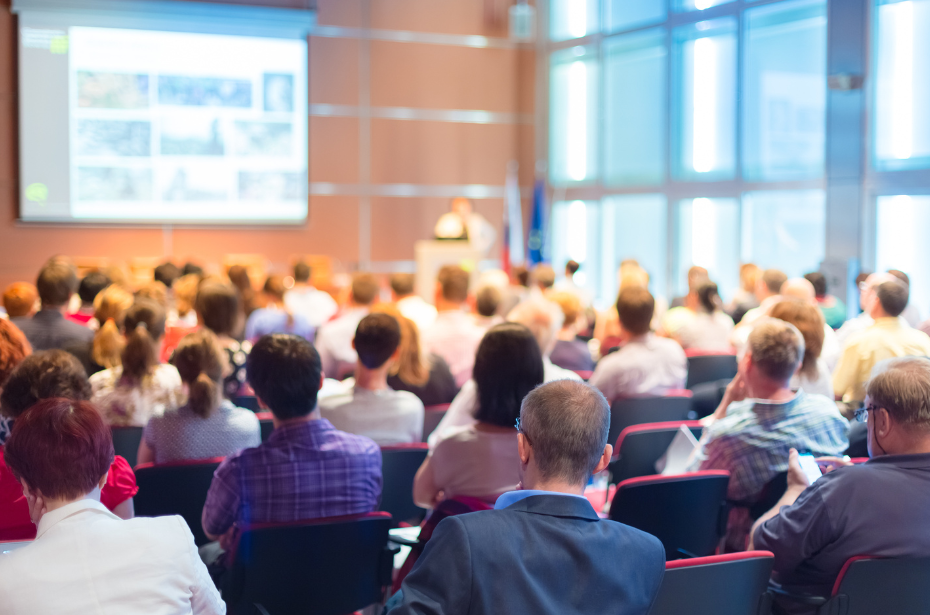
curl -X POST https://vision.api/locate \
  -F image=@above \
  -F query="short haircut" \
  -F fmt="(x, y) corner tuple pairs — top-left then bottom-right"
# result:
(0, 350), (92, 419)
(769, 300), (825, 380)
(875, 280), (909, 317)
(762, 269), (788, 295)
(246, 334), (322, 420)
(549, 291), (582, 327)
(616, 286), (654, 336)
(390, 273), (415, 297)
(520, 380), (610, 485)
(36, 261), (77, 307)
(508, 300), (563, 356)
(196, 281), (240, 336)
(437, 265), (469, 303)
(3, 282), (38, 318)
(78, 272), (111, 305)
(512, 265), (529, 287)
(0, 319), (31, 388)
(476, 285), (502, 317)
(566, 260), (580, 276)
(532, 264), (556, 289)
(354, 313), (401, 369)
(293, 261), (312, 283)
(263, 275), (287, 302)
(888, 269), (910, 287)
(351, 272), (380, 306)
(4, 399), (114, 500)
(182, 262), (204, 277)
(866, 357), (930, 429)
(804, 272), (827, 297)
(747, 319), (805, 383)
(473, 323), (545, 428)
(153, 262), (181, 288)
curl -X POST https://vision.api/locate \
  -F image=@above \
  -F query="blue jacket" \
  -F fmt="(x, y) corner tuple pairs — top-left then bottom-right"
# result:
(389, 494), (665, 615)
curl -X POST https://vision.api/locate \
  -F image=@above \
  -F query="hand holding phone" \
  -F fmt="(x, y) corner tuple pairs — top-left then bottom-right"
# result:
(797, 453), (823, 485)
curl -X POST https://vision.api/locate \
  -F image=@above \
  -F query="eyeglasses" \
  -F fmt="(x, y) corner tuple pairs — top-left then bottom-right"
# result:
(855, 403), (879, 423)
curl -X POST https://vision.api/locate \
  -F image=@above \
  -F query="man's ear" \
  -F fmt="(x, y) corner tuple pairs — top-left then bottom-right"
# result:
(592, 443), (613, 475)
(518, 433), (530, 465)
(351, 338), (356, 351)
(876, 407), (892, 438)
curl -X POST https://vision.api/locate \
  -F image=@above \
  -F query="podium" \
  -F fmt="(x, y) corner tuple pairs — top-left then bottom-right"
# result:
(415, 240), (484, 300)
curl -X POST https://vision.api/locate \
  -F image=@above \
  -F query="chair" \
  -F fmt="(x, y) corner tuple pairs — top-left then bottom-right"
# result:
(649, 551), (775, 615)
(422, 404), (449, 443)
(573, 370), (593, 380)
(608, 471), (730, 560)
(234, 395), (260, 412)
(225, 512), (395, 615)
(610, 421), (703, 483)
(256, 412), (274, 442)
(606, 393), (694, 452)
(689, 378), (732, 418)
(133, 458), (223, 547)
(111, 426), (144, 468)
(686, 352), (738, 389)
(379, 444), (429, 525)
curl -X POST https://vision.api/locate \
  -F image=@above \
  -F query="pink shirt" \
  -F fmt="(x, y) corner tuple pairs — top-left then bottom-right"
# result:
(422, 310), (486, 388)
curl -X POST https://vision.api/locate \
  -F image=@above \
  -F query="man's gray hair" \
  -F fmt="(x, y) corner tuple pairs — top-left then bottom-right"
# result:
(519, 380), (610, 486)
(507, 299), (564, 356)
(866, 357), (930, 429)
(747, 318), (805, 383)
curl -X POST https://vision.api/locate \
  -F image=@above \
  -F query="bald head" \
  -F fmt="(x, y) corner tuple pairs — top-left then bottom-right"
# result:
(780, 278), (816, 304)
(520, 380), (610, 486)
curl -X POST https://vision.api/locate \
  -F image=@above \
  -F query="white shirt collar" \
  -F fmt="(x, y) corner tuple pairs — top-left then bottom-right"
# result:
(36, 498), (117, 539)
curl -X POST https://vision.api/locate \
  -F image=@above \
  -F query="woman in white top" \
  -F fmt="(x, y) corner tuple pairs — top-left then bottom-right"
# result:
(769, 300), (834, 398)
(413, 323), (544, 508)
(673, 282), (735, 352)
(90, 300), (184, 427)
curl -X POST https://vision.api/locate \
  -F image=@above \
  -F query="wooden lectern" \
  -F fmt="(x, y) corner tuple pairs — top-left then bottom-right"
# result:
(415, 240), (483, 300)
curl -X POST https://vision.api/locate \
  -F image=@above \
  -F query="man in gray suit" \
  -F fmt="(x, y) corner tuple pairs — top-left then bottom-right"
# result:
(13, 258), (93, 352)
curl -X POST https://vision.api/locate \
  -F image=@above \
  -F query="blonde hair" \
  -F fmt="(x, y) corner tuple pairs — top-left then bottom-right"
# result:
(92, 285), (134, 369)
(549, 291), (583, 328)
(740, 263), (762, 293)
(372, 304), (430, 387)
(173, 273), (201, 317)
(135, 281), (169, 309)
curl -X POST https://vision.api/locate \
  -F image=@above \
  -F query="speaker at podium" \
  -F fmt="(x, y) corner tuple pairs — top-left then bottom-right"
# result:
(414, 240), (483, 300)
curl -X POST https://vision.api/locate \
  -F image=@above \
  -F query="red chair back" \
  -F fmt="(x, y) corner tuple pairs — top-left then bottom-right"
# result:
(611, 421), (703, 483)
(379, 444), (429, 525)
(422, 404), (450, 443)
(827, 556), (930, 615)
(686, 353), (738, 389)
(606, 395), (694, 455)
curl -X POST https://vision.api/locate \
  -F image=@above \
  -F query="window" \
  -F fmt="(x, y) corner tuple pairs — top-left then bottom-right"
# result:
(674, 0), (735, 13)
(741, 190), (826, 278)
(550, 0), (600, 41)
(743, 0), (827, 181)
(673, 19), (738, 181)
(549, 200), (603, 300)
(674, 198), (740, 299)
(603, 29), (667, 186)
(604, 0), (666, 33)
(875, 195), (930, 315)
(550, 47), (599, 185)
(600, 195), (668, 302)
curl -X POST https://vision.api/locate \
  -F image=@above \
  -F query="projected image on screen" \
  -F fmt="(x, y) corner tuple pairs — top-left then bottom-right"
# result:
(18, 24), (308, 224)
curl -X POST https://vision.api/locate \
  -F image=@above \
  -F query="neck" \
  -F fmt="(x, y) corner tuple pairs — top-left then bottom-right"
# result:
(436, 299), (463, 313)
(271, 409), (319, 429)
(871, 309), (892, 320)
(747, 378), (795, 402)
(354, 363), (390, 390)
(521, 469), (585, 496)
(41, 304), (67, 314)
(621, 330), (649, 344)
(557, 327), (576, 341)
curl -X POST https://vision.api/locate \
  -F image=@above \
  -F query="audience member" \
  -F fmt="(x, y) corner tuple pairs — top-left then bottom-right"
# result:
(0, 319), (31, 442)
(769, 300), (833, 398)
(594, 262), (666, 353)
(244, 275), (314, 342)
(0, 351), (137, 540)
(391, 272), (437, 332)
(422, 265), (485, 387)
(735, 268), (788, 330)
(201, 334), (381, 561)
(472, 284), (503, 332)
(2, 282), (38, 320)
(416, 323), (544, 505)
(553, 259), (594, 307)
(888, 269), (921, 327)
(69, 283), (135, 376)
(320, 313), (424, 445)
(196, 281), (249, 399)
(670, 265), (709, 309)
(727, 263), (762, 324)
(529, 264), (556, 297)
(67, 271), (109, 327)
(13, 260), (93, 351)
(751, 357), (930, 603)
(833, 279), (930, 412)
(389, 380), (664, 615)
(182, 262), (204, 278)
(153, 261), (182, 289)
(589, 287), (686, 403)
(0, 399), (223, 615)
(316, 272), (380, 380)
(805, 271), (846, 330)
(834, 272), (903, 348)
(694, 319), (848, 550)
(227, 264), (259, 320)
(284, 260), (338, 328)
(508, 299), (581, 382)
(135, 280), (170, 311)
(669, 281), (734, 351)
(90, 300), (183, 427)
(548, 291), (595, 372)
(168, 273), (201, 328)
(139, 329), (260, 465)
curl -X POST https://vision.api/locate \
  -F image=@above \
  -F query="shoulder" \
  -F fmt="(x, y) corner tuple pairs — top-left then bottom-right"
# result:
(652, 336), (687, 356)
(89, 368), (118, 389)
(153, 363), (182, 383)
(327, 426), (382, 455)
(391, 389), (426, 409)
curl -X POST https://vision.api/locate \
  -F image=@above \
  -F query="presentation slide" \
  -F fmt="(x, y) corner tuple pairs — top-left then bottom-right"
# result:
(19, 24), (308, 224)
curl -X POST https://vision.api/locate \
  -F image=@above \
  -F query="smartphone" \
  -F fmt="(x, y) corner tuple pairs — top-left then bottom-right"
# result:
(797, 453), (823, 484)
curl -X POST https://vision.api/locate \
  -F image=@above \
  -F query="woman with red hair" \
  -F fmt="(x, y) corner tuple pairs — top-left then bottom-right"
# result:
(0, 318), (31, 443)
(0, 399), (223, 614)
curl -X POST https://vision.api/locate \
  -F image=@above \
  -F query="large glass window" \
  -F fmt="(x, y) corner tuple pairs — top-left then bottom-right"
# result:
(549, 200), (603, 300)
(743, 0), (827, 181)
(874, 0), (930, 170)
(550, 46), (599, 184)
(600, 195), (668, 302)
(603, 29), (667, 186)
(674, 198), (740, 299)
(673, 19), (738, 181)
(875, 195), (930, 315)
(741, 190), (826, 278)
(604, 0), (666, 33)
(550, 0), (600, 41)
(674, 0), (735, 12)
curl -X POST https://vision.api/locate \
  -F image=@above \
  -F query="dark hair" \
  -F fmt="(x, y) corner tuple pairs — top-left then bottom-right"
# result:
(263, 275), (287, 302)
(294, 261), (312, 283)
(476, 285), (501, 317)
(173, 329), (226, 418)
(875, 281), (909, 317)
(888, 269), (910, 287)
(351, 273), (380, 305)
(513, 265), (529, 287)
(5, 399), (114, 500)
(616, 286), (654, 335)
(78, 272), (111, 305)
(804, 272), (827, 297)
(696, 281), (720, 314)
(520, 380), (610, 485)
(473, 323), (544, 428)
(762, 269), (788, 294)
(355, 313), (401, 369)
(566, 260), (580, 276)
(121, 300), (166, 381)
(196, 281), (240, 336)
(182, 262), (204, 277)
(247, 334), (322, 420)
(438, 265), (469, 303)
(390, 273), (415, 297)
(0, 319), (31, 389)
(36, 261), (77, 307)
(0, 350), (92, 419)
(532, 265), (556, 289)
(153, 262), (181, 288)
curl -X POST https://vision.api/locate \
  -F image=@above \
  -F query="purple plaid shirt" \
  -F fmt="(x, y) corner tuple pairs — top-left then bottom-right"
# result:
(202, 418), (382, 537)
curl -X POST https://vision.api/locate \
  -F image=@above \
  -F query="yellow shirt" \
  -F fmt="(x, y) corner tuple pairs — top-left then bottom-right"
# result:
(832, 317), (930, 403)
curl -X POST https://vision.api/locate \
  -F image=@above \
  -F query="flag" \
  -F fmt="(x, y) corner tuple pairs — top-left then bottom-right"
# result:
(527, 177), (548, 266)
(502, 161), (524, 273)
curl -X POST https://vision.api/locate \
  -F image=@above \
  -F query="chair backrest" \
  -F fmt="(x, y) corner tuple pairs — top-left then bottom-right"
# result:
(226, 513), (394, 615)
(234, 395), (260, 412)
(422, 404), (449, 443)
(686, 353), (738, 389)
(649, 551), (775, 615)
(573, 370), (593, 380)
(133, 458), (223, 547)
(611, 421), (703, 483)
(606, 394), (693, 451)
(828, 556), (930, 615)
(111, 426), (144, 468)
(255, 412), (274, 442)
(379, 444), (429, 525)
(609, 471), (730, 560)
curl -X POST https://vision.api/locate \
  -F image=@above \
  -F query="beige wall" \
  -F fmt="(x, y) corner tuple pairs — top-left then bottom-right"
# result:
(0, 0), (535, 289)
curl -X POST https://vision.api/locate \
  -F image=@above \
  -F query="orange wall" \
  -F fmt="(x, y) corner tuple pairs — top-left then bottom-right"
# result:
(0, 0), (535, 289)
